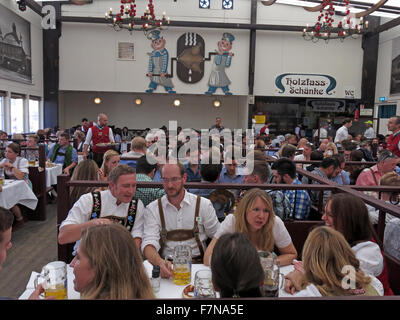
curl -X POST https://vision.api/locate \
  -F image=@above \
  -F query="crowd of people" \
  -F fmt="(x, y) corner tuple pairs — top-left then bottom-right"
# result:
(0, 113), (399, 299)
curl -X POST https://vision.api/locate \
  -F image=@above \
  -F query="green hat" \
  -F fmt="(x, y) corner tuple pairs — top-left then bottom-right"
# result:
(365, 120), (373, 125)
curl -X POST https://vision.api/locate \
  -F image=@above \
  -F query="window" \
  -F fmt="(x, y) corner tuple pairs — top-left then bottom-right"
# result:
(0, 92), (4, 131)
(222, 0), (233, 9)
(10, 94), (24, 134)
(29, 97), (40, 133)
(199, 0), (210, 9)
(378, 104), (397, 118)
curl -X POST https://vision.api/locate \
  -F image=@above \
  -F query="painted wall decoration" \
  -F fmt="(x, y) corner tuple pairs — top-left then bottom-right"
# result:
(275, 73), (337, 97)
(0, 3), (32, 84)
(145, 30), (176, 94)
(176, 32), (205, 84)
(390, 36), (400, 95)
(205, 32), (235, 95)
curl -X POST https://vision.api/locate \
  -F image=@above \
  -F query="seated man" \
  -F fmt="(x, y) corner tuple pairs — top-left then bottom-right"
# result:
(217, 152), (244, 199)
(24, 134), (40, 161)
(301, 157), (340, 209)
(134, 155), (165, 207)
(47, 132), (78, 175)
(356, 150), (399, 198)
(243, 159), (292, 221)
(271, 158), (311, 220)
(120, 136), (147, 168)
(142, 162), (220, 278)
(189, 159), (222, 199)
(58, 165), (145, 251)
(331, 154), (350, 185)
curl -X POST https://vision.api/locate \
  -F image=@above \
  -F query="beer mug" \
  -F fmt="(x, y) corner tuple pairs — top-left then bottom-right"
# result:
(172, 245), (192, 286)
(34, 261), (68, 299)
(258, 251), (283, 297)
(28, 154), (36, 167)
(0, 167), (4, 186)
(194, 269), (216, 298)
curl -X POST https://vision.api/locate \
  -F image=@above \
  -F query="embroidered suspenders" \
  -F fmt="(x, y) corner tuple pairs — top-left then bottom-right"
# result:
(89, 191), (138, 232)
(158, 196), (204, 261)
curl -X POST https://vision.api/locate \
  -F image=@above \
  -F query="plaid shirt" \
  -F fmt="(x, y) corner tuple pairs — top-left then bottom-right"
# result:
(134, 174), (165, 207)
(283, 178), (311, 220)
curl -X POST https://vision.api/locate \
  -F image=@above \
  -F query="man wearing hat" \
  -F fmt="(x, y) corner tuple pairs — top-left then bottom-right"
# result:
(205, 32), (235, 95)
(146, 30), (176, 94)
(364, 120), (375, 139)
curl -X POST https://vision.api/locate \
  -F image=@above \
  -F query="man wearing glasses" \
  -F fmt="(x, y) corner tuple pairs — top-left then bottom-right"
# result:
(356, 150), (399, 198)
(142, 162), (220, 279)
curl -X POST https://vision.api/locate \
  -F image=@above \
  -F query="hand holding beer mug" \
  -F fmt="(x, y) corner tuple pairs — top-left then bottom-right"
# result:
(172, 245), (192, 286)
(194, 269), (216, 298)
(34, 261), (68, 299)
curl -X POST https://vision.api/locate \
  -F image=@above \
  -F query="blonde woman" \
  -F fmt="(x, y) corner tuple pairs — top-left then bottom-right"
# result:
(99, 149), (120, 181)
(284, 226), (383, 297)
(323, 142), (338, 157)
(70, 224), (154, 299)
(69, 159), (100, 206)
(204, 188), (297, 266)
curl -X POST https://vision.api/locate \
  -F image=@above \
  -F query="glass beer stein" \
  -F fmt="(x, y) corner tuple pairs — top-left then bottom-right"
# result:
(0, 167), (4, 186)
(34, 261), (68, 299)
(258, 251), (283, 297)
(172, 245), (192, 286)
(194, 269), (216, 298)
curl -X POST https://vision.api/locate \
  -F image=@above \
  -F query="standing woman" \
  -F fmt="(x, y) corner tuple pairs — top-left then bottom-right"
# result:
(322, 193), (393, 295)
(70, 224), (154, 299)
(74, 130), (86, 155)
(98, 150), (120, 182)
(204, 188), (297, 267)
(0, 143), (31, 230)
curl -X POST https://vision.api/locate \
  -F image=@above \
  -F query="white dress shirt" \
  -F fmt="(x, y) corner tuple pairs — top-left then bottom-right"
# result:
(60, 189), (145, 239)
(142, 191), (220, 258)
(334, 125), (349, 143)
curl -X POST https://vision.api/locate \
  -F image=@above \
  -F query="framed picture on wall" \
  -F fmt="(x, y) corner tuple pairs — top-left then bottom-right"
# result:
(390, 36), (400, 95)
(0, 3), (32, 84)
(117, 42), (135, 61)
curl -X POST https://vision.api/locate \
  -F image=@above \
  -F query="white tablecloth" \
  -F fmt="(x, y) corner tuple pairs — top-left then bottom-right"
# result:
(19, 262), (295, 300)
(45, 163), (63, 188)
(0, 179), (38, 210)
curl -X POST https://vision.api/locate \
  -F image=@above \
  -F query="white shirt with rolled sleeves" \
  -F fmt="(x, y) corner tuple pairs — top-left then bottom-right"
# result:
(214, 214), (292, 249)
(334, 125), (349, 143)
(141, 191), (220, 259)
(59, 189), (145, 240)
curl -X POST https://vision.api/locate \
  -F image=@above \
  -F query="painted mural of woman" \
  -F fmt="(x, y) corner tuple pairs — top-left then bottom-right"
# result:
(145, 30), (176, 94)
(205, 32), (235, 95)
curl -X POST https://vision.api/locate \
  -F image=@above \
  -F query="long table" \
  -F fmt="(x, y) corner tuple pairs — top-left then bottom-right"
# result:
(19, 261), (294, 299)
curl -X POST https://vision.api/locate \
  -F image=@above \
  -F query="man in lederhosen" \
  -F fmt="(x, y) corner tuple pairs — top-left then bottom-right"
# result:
(58, 165), (145, 253)
(142, 162), (220, 278)
(83, 113), (115, 167)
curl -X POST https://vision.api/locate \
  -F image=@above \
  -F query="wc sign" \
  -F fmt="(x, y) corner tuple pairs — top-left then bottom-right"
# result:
(344, 87), (355, 98)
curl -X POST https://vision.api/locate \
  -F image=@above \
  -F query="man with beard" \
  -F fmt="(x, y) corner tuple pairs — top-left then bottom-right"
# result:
(142, 162), (220, 278)
(271, 158), (311, 220)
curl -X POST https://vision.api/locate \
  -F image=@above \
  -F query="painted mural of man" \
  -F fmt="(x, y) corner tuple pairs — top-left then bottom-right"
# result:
(205, 32), (235, 96)
(146, 30), (176, 94)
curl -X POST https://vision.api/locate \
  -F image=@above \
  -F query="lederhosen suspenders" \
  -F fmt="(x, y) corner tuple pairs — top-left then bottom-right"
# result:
(158, 196), (204, 262)
(89, 191), (138, 232)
